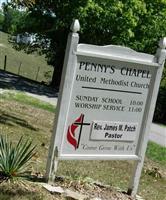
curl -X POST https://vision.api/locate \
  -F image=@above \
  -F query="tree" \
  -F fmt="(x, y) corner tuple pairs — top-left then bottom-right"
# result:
(0, 10), (4, 29)
(12, 0), (35, 7)
(1, 4), (25, 33)
(8, 0), (166, 88)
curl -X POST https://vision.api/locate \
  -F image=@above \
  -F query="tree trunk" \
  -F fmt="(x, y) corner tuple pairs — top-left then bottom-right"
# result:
(50, 50), (65, 89)
(50, 67), (62, 89)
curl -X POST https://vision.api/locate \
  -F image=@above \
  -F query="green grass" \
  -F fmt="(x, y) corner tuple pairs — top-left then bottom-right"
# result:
(146, 141), (166, 165)
(0, 31), (53, 83)
(0, 91), (56, 113)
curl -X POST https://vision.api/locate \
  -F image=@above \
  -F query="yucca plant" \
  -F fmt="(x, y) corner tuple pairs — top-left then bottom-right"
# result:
(0, 135), (36, 179)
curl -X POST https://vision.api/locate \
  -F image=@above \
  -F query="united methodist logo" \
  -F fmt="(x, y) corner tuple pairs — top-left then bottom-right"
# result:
(67, 114), (90, 150)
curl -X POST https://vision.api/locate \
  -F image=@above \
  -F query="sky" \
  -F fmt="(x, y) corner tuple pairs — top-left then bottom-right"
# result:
(0, 0), (8, 4)
(0, 0), (10, 8)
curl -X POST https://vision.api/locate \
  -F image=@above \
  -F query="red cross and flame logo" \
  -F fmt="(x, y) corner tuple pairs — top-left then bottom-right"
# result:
(67, 114), (90, 150)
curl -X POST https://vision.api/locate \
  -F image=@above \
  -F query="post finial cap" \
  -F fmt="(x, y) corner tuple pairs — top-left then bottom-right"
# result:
(70, 19), (80, 33)
(159, 37), (166, 49)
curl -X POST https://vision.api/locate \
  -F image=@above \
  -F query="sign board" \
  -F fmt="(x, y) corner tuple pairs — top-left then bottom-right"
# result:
(60, 54), (154, 159)
(46, 20), (166, 196)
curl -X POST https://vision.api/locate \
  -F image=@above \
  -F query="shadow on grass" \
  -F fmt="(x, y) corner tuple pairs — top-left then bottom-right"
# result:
(0, 187), (36, 196)
(0, 177), (49, 200)
(0, 110), (38, 131)
(0, 70), (58, 98)
(0, 187), (44, 200)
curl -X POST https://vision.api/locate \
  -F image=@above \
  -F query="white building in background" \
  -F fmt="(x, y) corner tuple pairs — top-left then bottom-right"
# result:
(16, 32), (50, 49)
(16, 32), (37, 44)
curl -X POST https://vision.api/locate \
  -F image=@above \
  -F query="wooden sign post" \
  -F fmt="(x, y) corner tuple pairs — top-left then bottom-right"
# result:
(46, 20), (166, 197)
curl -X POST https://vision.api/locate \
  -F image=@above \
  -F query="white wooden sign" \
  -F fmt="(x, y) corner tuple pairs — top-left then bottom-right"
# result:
(60, 54), (153, 159)
(46, 20), (166, 197)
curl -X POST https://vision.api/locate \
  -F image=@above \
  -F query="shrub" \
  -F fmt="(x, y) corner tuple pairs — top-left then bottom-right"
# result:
(153, 86), (166, 125)
(0, 135), (36, 180)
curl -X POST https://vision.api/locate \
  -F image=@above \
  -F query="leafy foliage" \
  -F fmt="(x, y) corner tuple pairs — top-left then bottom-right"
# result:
(0, 10), (4, 27)
(1, 4), (26, 34)
(153, 86), (166, 124)
(0, 135), (36, 179)
(12, 0), (35, 7)
(2, 0), (166, 87)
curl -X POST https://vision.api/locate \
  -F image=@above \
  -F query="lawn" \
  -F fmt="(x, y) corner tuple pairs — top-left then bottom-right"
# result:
(0, 31), (53, 83)
(0, 93), (165, 200)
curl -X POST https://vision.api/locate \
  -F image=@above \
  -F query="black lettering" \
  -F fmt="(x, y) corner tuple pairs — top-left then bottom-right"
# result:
(79, 61), (85, 69)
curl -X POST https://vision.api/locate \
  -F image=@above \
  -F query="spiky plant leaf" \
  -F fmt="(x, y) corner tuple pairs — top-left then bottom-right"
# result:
(0, 135), (36, 178)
